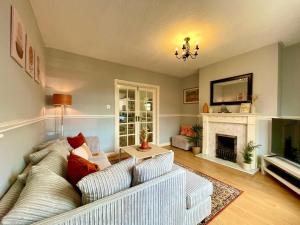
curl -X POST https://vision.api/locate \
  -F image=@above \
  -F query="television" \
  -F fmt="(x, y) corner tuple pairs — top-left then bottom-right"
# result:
(271, 118), (300, 166)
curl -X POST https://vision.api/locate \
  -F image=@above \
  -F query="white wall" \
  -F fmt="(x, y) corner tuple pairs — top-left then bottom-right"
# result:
(0, 0), (46, 196)
(199, 43), (280, 115)
(198, 43), (280, 158)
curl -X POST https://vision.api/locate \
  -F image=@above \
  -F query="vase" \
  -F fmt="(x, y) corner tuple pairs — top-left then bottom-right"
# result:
(242, 163), (251, 171)
(203, 103), (209, 113)
(251, 104), (256, 113)
(140, 140), (149, 149)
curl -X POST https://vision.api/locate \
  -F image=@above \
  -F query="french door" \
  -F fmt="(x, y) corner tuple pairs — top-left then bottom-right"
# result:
(116, 83), (157, 149)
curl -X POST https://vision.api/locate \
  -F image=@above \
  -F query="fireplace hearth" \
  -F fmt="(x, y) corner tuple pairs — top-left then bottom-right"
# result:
(216, 134), (237, 162)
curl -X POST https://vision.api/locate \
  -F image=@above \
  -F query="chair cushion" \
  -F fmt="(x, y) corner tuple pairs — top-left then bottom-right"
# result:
(0, 179), (24, 220)
(185, 169), (213, 209)
(132, 151), (174, 186)
(67, 154), (99, 186)
(171, 135), (191, 151)
(67, 133), (86, 149)
(1, 166), (81, 225)
(77, 157), (135, 204)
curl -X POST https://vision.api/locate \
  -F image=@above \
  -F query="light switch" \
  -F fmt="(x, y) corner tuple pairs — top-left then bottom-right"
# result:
(106, 105), (111, 110)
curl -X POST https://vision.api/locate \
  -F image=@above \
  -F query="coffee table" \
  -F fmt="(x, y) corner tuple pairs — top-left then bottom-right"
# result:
(120, 144), (171, 162)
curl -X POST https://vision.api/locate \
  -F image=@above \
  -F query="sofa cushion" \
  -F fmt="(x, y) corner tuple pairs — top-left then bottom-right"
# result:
(89, 152), (111, 170)
(17, 164), (32, 184)
(1, 166), (81, 225)
(71, 143), (92, 160)
(0, 179), (24, 220)
(67, 133), (86, 149)
(29, 139), (71, 164)
(132, 151), (174, 186)
(171, 135), (191, 151)
(67, 154), (99, 186)
(77, 157), (135, 204)
(32, 138), (59, 151)
(84, 136), (100, 154)
(37, 150), (68, 178)
(185, 169), (213, 209)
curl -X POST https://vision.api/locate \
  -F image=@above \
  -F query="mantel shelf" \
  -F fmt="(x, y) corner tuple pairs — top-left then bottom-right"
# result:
(201, 113), (258, 117)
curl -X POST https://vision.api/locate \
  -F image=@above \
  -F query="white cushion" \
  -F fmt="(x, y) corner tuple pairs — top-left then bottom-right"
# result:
(132, 151), (174, 185)
(77, 157), (135, 204)
(72, 143), (92, 160)
(1, 166), (81, 225)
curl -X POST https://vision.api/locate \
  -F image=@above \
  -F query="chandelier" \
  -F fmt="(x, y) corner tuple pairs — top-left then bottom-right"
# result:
(174, 37), (199, 61)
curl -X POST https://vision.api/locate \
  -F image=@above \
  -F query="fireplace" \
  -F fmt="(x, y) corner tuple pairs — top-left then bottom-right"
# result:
(216, 134), (237, 162)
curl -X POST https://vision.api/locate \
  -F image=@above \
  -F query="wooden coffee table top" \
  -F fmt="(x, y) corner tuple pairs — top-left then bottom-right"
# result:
(121, 144), (170, 160)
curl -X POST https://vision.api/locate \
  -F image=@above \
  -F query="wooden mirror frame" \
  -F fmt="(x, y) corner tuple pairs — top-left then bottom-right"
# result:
(210, 73), (253, 106)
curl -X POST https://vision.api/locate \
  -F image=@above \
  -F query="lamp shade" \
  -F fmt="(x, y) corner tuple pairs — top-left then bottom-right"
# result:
(52, 94), (72, 106)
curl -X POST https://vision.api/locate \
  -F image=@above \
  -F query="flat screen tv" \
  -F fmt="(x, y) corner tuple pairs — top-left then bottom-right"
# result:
(271, 118), (300, 166)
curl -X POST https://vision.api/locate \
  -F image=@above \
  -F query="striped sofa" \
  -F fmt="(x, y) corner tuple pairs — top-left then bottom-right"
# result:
(0, 138), (212, 225)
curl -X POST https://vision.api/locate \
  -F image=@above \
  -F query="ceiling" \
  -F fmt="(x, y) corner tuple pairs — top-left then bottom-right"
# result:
(30, 0), (300, 77)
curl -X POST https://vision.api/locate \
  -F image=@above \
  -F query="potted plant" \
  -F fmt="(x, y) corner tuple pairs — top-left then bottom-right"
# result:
(187, 124), (203, 155)
(241, 141), (261, 170)
(140, 128), (149, 150)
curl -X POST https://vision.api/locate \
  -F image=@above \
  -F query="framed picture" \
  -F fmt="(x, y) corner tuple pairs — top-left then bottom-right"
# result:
(34, 54), (41, 84)
(183, 87), (199, 104)
(240, 103), (251, 113)
(10, 6), (26, 67)
(25, 35), (35, 77)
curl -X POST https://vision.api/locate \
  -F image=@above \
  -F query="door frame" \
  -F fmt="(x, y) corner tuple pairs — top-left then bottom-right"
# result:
(114, 79), (160, 152)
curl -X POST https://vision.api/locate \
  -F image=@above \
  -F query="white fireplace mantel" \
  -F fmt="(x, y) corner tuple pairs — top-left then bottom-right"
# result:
(201, 113), (258, 173)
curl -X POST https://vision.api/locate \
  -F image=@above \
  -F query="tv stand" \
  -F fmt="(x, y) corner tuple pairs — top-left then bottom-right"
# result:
(262, 155), (300, 195)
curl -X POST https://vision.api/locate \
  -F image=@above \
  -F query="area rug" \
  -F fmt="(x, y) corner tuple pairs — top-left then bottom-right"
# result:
(175, 162), (243, 225)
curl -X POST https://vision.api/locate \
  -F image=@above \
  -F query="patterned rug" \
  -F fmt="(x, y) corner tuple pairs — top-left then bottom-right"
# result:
(175, 162), (243, 225)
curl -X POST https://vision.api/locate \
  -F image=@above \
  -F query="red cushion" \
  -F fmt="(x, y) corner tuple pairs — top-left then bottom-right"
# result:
(67, 154), (99, 186)
(67, 133), (86, 149)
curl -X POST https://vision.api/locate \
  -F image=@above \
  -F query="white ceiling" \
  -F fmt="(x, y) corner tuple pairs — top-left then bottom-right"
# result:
(30, 0), (300, 77)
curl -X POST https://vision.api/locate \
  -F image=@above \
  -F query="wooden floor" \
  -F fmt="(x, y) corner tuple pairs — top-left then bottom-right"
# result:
(170, 147), (300, 225)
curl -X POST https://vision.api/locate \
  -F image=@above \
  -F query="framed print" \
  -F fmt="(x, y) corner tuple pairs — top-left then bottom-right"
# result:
(34, 54), (41, 84)
(10, 6), (26, 67)
(183, 87), (199, 104)
(240, 103), (251, 113)
(25, 35), (35, 77)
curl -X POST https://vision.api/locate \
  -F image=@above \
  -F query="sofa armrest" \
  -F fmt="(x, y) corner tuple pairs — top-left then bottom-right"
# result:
(32, 168), (186, 225)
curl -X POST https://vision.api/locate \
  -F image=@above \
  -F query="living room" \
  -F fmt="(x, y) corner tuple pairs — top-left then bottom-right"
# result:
(0, 0), (300, 225)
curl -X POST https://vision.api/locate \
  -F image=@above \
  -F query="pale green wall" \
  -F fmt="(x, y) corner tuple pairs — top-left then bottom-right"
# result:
(45, 48), (182, 150)
(0, 0), (46, 196)
(280, 42), (300, 116)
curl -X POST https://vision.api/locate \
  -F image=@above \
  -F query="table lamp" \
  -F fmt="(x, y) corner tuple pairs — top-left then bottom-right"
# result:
(52, 94), (72, 136)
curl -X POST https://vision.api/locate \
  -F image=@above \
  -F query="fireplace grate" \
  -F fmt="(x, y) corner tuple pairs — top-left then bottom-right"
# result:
(216, 134), (237, 163)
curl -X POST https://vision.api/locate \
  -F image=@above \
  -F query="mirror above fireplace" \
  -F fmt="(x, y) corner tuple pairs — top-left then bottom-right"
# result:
(210, 73), (253, 105)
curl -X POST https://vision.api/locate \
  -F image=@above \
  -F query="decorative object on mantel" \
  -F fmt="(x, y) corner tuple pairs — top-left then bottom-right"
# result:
(52, 94), (72, 136)
(203, 103), (209, 113)
(187, 124), (203, 155)
(241, 141), (261, 171)
(219, 105), (230, 113)
(251, 95), (258, 113)
(183, 87), (199, 104)
(139, 128), (150, 151)
(209, 106), (214, 113)
(174, 37), (199, 61)
(240, 103), (251, 113)
(10, 6), (26, 67)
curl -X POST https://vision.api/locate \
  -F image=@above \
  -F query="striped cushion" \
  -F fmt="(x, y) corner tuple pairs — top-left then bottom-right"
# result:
(132, 151), (174, 185)
(29, 139), (71, 165)
(77, 157), (135, 204)
(0, 180), (24, 220)
(32, 139), (59, 151)
(1, 166), (81, 225)
(37, 150), (68, 178)
(17, 164), (32, 184)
